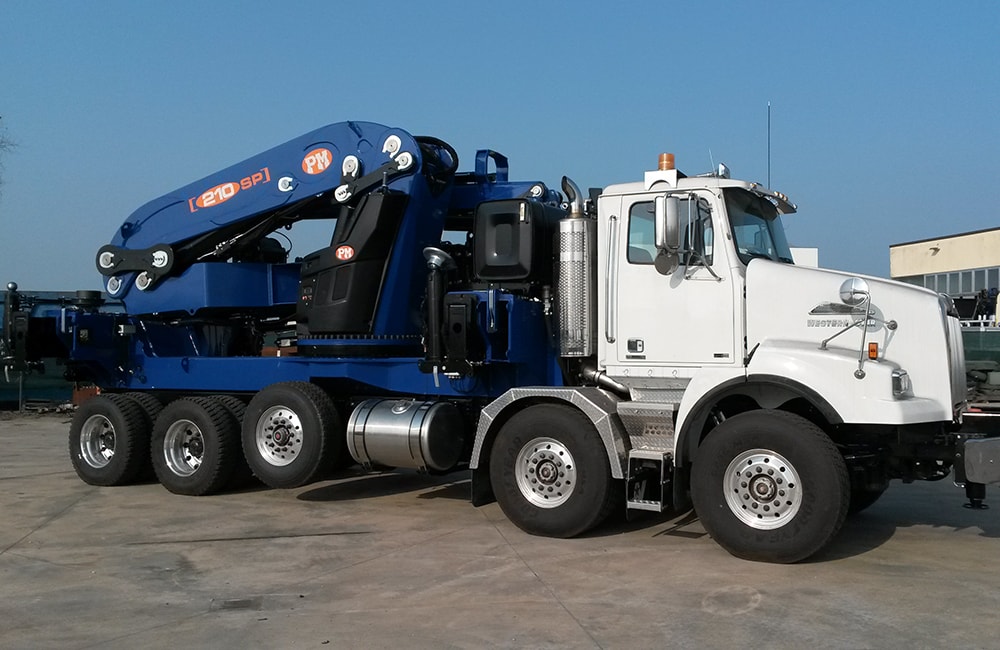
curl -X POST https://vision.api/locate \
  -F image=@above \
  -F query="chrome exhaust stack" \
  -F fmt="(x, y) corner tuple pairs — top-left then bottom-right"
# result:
(555, 176), (596, 357)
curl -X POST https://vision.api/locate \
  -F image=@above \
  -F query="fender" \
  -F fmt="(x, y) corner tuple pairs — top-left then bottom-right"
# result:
(469, 387), (629, 506)
(675, 374), (843, 466)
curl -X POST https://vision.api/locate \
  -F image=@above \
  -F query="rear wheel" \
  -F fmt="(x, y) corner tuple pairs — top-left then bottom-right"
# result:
(122, 392), (163, 423)
(691, 409), (850, 563)
(121, 392), (163, 480)
(212, 394), (247, 423)
(151, 397), (239, 496)
(242, 382), (342, 488)
(69, 394), (149, 486)
(490, 404), (618, 538)
(209, 394), (256, 488)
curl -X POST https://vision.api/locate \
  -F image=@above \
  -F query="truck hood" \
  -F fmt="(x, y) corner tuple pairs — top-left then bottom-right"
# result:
(745, 260), (966, 418)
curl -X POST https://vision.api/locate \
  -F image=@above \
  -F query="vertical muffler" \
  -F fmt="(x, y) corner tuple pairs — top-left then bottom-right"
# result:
(556, 177), (596, 357)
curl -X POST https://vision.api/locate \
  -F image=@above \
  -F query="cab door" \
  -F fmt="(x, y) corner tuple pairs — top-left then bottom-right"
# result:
(611, 192), (739, 367)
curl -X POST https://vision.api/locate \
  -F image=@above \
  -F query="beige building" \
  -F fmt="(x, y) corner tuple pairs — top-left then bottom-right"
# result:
(890, 227), (1000, 298)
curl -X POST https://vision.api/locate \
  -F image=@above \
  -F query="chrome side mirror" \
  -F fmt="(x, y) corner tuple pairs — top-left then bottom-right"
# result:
(654, 195), (681, 275)
(836, 277), (874, 379)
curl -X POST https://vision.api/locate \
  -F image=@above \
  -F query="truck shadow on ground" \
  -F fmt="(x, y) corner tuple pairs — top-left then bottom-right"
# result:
(294, 470), (1000, 561)
(297, 468), (471, 502)
(817, 497), (1000, 561)
(814, 517), (905, 561)
(591, 502), (1000, 562)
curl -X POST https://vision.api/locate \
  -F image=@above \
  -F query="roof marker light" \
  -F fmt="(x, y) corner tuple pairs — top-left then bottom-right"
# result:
(658, 153), (675, 171)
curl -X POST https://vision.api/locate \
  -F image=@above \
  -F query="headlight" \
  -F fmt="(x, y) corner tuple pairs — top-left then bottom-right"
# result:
(892, 369), (911, 398)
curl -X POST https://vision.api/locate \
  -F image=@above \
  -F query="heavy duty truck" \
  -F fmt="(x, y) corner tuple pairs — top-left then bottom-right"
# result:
(4, 120), (998, 563)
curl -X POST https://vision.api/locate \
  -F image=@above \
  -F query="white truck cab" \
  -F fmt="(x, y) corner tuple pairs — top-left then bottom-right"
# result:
(599, 158), (964, 426)
(475, 154), (979, 563)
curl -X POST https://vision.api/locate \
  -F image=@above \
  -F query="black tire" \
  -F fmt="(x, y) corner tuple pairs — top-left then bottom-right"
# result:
(211, 394), (247, 423)
(121, 392), (163, 480)
(242, 382), (341, 488)
(122, 392), (163, 422)
(489, 403), (618, 538)
(69, 394), (149, 486)
(208, 394), (257, 488)
(691, 410), (850, 563)
(151, 397), (239, 496)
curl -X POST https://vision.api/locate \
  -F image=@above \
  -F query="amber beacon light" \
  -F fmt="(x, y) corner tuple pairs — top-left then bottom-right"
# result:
(658, 153), (675, 171)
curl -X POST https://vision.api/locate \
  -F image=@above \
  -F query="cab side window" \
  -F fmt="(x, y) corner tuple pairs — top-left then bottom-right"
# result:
(684, 197), (714, 267)
(626, 197), (714, 266)
(627, 202), (656, 264)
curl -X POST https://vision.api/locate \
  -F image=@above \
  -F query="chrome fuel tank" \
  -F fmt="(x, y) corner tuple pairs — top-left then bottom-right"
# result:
(346, 399), (464, 472)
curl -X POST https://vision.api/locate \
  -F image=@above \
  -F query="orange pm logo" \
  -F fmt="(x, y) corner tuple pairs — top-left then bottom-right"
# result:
(302, 148), (333, 175)
(335, 245), (355, 261)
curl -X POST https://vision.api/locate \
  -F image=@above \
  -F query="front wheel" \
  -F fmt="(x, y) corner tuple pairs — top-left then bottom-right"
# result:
(489, 404), (619, 538)
(691, 410), (850, 563)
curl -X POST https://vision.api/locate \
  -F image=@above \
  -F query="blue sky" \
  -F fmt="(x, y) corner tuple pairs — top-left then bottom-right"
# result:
(1, 1), (998, 290)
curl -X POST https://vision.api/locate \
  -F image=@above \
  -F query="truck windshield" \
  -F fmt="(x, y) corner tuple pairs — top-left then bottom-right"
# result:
(724, 188), (794, 265)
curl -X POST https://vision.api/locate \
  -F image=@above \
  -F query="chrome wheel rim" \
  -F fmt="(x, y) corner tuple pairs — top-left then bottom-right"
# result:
(724, 448), (802, 530)
(515, 437), (577, 508)
(80, 414), (115, 468)
(256, 406), (303, 467)
(163, 419), (204, 477)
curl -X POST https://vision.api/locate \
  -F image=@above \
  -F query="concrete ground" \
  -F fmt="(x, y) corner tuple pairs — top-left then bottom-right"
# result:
(2, 413), (999, 649)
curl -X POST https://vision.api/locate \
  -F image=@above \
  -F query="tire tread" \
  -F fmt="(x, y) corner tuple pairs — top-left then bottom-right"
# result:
(490, 403), (618, 538)
(242, 382), (340, 489)
(151, 396), (238, 496)
(68, 394), (149, 486)
(691, 409), (850, 563)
